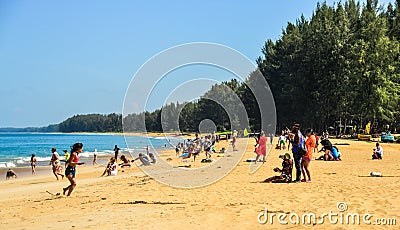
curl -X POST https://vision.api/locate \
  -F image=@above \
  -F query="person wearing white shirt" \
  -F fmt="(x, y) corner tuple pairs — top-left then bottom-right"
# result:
(372, 143), (383, 159)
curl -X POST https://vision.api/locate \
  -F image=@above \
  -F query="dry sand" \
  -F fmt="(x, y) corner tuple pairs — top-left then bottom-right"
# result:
(0, 137), (399, 229)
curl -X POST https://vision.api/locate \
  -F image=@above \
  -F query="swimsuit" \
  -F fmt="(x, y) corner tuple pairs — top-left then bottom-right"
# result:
(65, 166), (76, 178)
(65, 153), (79, 178)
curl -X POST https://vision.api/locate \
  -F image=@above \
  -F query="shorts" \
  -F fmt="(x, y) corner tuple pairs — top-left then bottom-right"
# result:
(301, 157), (311, 162)
(280, 140), (285, 145)
(65, 166), (76, 178)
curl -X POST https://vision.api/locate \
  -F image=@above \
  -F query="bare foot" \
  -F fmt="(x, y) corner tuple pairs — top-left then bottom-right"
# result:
(63, 187), (68, 195)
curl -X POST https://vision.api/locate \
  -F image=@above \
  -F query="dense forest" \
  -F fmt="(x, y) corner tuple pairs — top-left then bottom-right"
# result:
(259, 0), (400, 133)
(58, 113), (122, 132)
(122, 0), (400, 134)
(3, 0), (399, 135)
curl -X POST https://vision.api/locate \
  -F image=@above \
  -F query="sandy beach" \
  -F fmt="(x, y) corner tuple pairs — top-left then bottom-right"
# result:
(1, 137), (399, 229)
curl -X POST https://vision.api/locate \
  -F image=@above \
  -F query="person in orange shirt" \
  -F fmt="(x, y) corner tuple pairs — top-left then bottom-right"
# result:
(301, 129), (316, 182)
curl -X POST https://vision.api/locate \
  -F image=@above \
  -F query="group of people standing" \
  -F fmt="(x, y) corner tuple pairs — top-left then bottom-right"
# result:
(257, 124), (317, 183)
(290, 124), (315, 183)
(262, 124), (347, 183)
(177, 133), (219, 161)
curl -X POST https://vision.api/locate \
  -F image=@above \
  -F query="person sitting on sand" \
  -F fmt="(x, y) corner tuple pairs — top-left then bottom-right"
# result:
(372, 143), (383, 160)
(102, 157), (117, 176)
(183, 142), (200, 162)
(6, 168), (18, 180)
(320, 139), (334, 161)
(262, 153), (293, 183)
(119, 155), (131, 167)
(132, 153), (151, 166)
(149, 153), (157, 164)
(50, 148), (64, 180)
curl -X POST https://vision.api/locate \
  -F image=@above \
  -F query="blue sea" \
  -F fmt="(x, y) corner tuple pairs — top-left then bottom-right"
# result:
(0, 133), (181, 168)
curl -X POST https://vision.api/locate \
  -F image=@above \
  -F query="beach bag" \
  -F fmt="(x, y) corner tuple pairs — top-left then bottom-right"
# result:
(297, 138), (306, 156)
(201, 158), (212, 163)
(297, 146), (306, 156)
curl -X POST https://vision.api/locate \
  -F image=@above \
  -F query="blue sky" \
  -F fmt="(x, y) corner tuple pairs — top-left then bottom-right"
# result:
(0, 0), (394, 127)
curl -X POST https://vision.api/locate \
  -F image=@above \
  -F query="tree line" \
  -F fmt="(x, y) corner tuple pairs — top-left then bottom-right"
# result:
(125, 0), (400, 134)
(258, 0), (400, 133)
(5, 0), (400, 134)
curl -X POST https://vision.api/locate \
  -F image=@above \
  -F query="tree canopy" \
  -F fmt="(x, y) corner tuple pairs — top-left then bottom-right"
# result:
(10, 0), (400, 135)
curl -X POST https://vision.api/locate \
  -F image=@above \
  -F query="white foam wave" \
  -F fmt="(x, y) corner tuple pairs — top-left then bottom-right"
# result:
(0, 162), (16, 168)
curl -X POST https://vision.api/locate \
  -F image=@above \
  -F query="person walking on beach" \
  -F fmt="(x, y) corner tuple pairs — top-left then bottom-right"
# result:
(63, 143), (85, 196)
(232, 130), (238, 151)
(30, 154), (37, 174)
(279, 131), (286, 150)
(301, 129), (315, 182)
(93, 149), (99, 165)
(114, 145), (120, 163)
(50, 148), (64, 180)
(254, 133), (267, 163)
(270, 133), (274, 145)
(63, 150), (70, 165)
(291, 124), (303, 183)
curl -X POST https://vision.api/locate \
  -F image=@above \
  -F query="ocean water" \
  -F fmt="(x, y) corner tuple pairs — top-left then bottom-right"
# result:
(0, 133), (181, 168)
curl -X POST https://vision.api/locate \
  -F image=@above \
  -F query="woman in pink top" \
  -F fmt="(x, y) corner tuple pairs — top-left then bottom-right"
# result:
(255, 133), (267, 163)
(301, 129), (316, 182)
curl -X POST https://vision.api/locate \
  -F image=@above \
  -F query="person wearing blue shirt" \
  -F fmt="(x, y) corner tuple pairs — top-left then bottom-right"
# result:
(291, 124), (303, 183)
